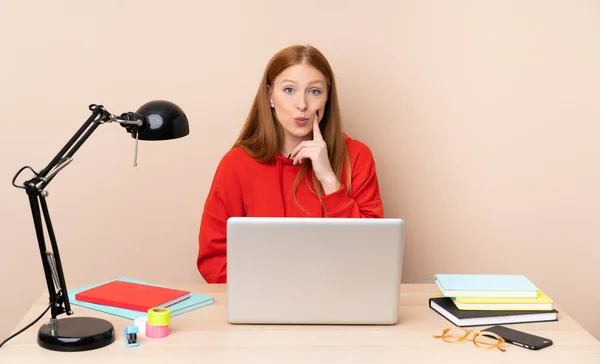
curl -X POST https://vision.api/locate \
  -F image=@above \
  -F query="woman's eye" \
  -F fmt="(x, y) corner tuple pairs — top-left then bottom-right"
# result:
(283, 87), (293, 93)
(309, 89), (321, 95)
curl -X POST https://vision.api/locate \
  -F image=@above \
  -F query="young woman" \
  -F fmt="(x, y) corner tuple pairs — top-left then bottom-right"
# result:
(197, 45), (384, 283)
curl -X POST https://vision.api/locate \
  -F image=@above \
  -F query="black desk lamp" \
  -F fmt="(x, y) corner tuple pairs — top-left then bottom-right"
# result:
(7, 101), (189, 352)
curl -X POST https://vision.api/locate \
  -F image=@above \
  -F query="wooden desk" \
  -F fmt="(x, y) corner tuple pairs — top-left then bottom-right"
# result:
(1, 284), (599, 363)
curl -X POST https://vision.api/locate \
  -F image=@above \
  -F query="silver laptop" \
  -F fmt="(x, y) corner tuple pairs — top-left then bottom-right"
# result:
(226, 217), (405, 325)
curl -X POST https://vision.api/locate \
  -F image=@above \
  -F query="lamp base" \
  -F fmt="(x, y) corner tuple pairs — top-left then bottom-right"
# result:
(37, 317), (115, 352)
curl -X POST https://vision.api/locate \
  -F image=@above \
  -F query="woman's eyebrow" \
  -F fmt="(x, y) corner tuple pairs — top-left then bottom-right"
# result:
(279, 79), (325, 85)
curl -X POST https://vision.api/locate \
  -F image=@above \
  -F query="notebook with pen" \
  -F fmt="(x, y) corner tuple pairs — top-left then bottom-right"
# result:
(68, 277), (214, 320)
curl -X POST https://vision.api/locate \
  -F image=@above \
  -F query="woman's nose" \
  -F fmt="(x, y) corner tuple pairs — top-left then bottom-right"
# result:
(296, 95), (308, 111)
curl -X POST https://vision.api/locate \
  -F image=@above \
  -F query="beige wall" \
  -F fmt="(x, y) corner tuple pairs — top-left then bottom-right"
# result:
(1, 0), (599, 342)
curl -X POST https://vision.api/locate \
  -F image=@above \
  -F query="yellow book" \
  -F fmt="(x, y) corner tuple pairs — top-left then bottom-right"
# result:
(452, 290), (554, 311)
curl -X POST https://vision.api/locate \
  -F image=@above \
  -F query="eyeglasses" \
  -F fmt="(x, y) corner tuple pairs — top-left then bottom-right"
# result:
(433, 327), (506, 352)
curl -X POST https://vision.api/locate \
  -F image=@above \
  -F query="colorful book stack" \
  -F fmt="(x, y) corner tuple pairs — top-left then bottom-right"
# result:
(428, 274), (558, 327)
(69, 277), (214, 320)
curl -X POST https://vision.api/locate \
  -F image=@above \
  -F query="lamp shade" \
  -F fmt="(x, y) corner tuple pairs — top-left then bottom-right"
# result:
(134, 100), (190, 140)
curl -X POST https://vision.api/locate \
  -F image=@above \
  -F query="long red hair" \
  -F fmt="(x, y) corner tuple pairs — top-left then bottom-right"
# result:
(234, 45), (351, 213)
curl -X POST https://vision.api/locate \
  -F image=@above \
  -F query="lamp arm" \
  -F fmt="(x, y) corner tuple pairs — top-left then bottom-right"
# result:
(14, 104), (144, 322)
(33, 105), (107, 187)
(29, 104), (144, 190)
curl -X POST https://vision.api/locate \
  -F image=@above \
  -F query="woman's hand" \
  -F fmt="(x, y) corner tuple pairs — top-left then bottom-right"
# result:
(290, 111), (341, 195)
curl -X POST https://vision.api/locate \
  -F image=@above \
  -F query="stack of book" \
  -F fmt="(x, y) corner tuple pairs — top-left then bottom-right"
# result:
(429, 274), (558, 327)
(69, 277), (214, 320)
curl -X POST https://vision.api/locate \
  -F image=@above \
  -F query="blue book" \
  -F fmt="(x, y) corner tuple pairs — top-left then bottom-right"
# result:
(67, 277), (214, 320)
(434, 274), (539, 298)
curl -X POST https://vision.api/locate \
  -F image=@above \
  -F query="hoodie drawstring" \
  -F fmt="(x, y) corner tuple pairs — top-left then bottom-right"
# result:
(277, 154), (325, 217)
(276, 157), (286, 217)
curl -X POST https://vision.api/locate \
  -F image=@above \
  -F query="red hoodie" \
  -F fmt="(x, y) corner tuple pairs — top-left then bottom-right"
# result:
(197, 135), (384, 283)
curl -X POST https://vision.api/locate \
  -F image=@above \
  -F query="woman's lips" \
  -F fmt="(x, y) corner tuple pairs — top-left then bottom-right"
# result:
(294, 117), (309, 126)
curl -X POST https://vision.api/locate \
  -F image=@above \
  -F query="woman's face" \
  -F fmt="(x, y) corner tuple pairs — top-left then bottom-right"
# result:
(269, 63), (328, 142)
